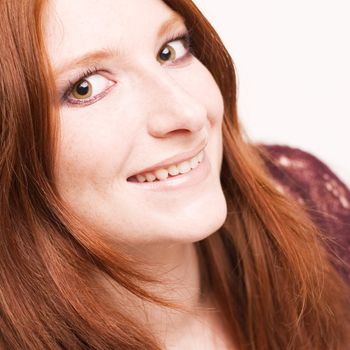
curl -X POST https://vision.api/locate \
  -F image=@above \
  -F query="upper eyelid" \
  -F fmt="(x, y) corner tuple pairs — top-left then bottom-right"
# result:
(156, 24), (189, 50)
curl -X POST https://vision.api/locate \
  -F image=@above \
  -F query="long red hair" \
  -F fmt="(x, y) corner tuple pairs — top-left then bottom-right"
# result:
(0, 0), (349, 348)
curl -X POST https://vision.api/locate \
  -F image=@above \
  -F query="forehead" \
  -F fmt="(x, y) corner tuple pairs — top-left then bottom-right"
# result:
(44, 0), (179, 69)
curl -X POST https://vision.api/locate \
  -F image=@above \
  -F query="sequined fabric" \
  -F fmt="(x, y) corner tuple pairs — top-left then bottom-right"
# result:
(260, 144), (350, 284)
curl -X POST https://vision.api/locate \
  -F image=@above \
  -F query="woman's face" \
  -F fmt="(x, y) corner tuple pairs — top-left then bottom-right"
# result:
(44, 0), (227, 246)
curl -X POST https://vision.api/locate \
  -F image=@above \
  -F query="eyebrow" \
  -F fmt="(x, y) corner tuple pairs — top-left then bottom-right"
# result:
(53, 13), (185, 77)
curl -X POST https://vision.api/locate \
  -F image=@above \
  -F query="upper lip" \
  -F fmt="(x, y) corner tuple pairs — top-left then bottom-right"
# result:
(127, 139), (208, 178)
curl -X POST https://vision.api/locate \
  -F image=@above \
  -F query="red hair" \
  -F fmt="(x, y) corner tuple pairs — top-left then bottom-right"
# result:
(0, 0), (349, 348)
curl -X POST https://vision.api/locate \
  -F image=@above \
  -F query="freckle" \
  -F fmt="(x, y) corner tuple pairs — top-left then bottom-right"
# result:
(339, 196), (349, 209)
(279, 156), (291, 167)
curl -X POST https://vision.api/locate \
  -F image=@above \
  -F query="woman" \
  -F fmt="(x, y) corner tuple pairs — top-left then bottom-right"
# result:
(0, 0), (349, 349)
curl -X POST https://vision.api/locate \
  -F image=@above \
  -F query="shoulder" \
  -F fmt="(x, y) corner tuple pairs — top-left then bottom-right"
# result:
(258, 144), (350, 282)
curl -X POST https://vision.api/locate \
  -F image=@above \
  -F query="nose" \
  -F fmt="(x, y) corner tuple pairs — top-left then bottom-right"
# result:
(141, 67), (208, 138)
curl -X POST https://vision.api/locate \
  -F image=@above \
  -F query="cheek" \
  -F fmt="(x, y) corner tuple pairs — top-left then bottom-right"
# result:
(201, 76), (224, 126)
(207, 82), (224, 127)
(176, 59), (224, 127)
(54, 112), (131, 194)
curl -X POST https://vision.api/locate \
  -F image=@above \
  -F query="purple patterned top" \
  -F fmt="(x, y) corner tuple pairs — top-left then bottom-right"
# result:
(261, 145), (350, 284)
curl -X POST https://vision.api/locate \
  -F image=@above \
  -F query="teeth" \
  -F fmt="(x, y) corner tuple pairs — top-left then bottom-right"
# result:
(178, 160), (191, 174)
(145, 173), (156, 182)
(136, 174), (146, 183)
(190, 157), (198, 169)
(133, 150), (204, 183)
(154, 168), (168, 180)
(168, 165), (179, 176)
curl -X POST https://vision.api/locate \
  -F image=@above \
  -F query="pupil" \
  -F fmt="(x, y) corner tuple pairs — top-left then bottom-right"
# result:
(76, 81), (89, 96)
(160, 47), (171, 61)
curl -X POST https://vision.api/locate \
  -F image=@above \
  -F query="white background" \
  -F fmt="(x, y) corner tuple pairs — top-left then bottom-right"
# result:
(192, 0), (350, 187)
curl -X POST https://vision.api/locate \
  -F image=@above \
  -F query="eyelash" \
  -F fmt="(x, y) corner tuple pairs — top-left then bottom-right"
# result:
(61, 30), (193, 108)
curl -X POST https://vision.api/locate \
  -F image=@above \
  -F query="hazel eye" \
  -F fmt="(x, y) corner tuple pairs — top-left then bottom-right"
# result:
(69, 75), (115, 102)
(157, 38), (189, 64)
(71, 79), (92, 99)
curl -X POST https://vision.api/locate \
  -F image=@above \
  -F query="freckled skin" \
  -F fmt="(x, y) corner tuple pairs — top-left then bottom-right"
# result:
(44, 0), (227, 246)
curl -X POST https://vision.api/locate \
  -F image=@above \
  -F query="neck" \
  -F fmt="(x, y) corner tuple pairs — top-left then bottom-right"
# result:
(101, 241), (221, 344)
(99, 239), (235, 349)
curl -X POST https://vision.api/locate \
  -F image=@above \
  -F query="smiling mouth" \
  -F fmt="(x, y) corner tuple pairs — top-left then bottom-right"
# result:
(127, 150), (204, 183)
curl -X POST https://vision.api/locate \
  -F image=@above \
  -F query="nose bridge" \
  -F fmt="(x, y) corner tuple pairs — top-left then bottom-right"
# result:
(138, 64), (207, 138)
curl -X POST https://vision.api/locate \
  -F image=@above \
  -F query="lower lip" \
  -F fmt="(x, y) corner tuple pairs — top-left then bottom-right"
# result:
(127, 151), (211, 191)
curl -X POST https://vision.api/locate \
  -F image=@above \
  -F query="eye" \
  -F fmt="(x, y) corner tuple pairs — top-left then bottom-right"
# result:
(157, 36), (190, 64)
(67, 74), (115, 105)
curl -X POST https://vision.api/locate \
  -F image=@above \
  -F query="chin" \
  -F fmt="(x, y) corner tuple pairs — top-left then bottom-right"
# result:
(155, 189), (228, 244)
